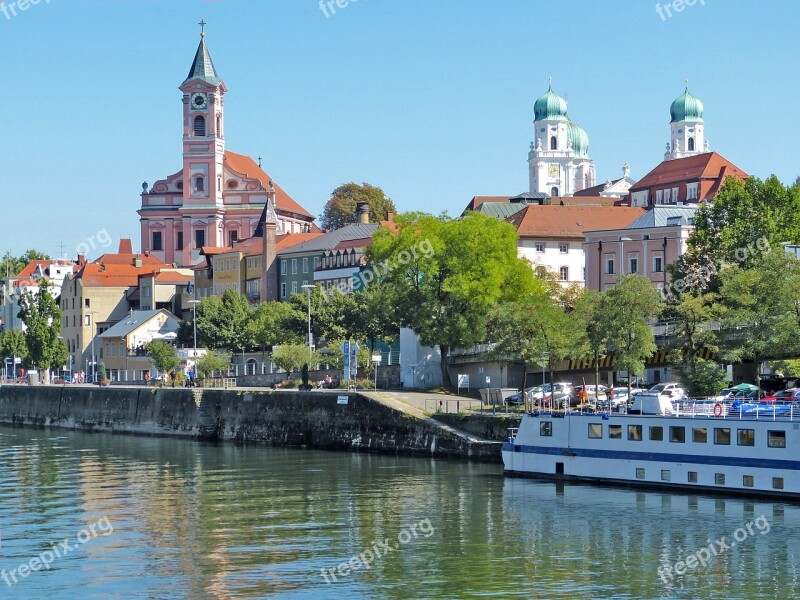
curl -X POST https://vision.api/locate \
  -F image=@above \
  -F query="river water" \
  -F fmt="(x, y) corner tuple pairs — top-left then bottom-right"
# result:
(0, 425), (798, 599)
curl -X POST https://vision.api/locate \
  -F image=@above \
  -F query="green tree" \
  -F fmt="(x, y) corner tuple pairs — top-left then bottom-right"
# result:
(320, 182), (396, 231)
(196, 350), (232, 378)
(146, 340), (181, 374)
(602, 275), (663, 399)
(0, 329), (28, 365)
(195, 291), (256, 352)
(286, 286), (358, 343)
(571, 290), (608, 396)
(716, 253), (800, 396)
(251, 301), (303, 348)
(664, 292), (727, 396)
(670, 175), (800, 293)
(344, 281), (400, 351)
(369, 212), (538, 386)
(488, 293), (580, 407)
(271, 344), (320, 380)
(16, 281), (63, 383)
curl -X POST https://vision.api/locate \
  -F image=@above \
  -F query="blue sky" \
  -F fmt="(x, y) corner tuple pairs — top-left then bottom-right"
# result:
(2, 0), (798, 259)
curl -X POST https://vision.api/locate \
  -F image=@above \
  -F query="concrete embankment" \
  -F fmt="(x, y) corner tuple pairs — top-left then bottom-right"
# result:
(0, 385), (501, 462)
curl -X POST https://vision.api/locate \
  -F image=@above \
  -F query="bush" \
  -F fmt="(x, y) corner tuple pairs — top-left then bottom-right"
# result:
(354, 378), (376, 390)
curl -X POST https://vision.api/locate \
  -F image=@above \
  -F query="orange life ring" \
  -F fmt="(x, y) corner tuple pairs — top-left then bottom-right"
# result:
(713, 402), (723, 417)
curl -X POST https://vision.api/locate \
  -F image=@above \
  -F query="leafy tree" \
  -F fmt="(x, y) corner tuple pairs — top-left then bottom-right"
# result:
(195, 291), (256, 351)
(0, 329), (28, 364)
(320, 182), (396, 231)
(271, 344), (320, 380)
(252, 301), (303, 348)
(321, 339), (372, 375)
(16, 281), (63, 383)
(97, 362), (108, 382)
(146, 340), (181, 374)
(196, 350), (232, 378)
(344, 281), (400, 351)
(716, 253), (800, 396)
(664, 292), (727, 396)
(571, 290), (608, 396)
(488, 293), (580, 407)
(670, 175), (800, 293)
(602, 275), (662, 399)
(369, 211), (538, 386)
(287, 286), (355, 343)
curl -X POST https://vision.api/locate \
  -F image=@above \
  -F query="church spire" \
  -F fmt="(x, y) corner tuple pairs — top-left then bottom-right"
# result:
(183, 23), (222, 86)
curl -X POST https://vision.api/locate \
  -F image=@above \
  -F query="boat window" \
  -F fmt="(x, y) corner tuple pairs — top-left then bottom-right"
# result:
(714, 428), (731, 445)
(768, 430), (786, 448)
(628, 425), (643, 441)
(588, 423), (602, 439)
(688, 471), (698, 483)
(636, 468), (645, 479)
(540, 422), (553, 437)
(649, 426), (663, 441)
(692, 427), (708, 443)
(738, 429), (755, 446)
(669, 426), (685, 443)
(743, 475), (754, 488)
(609, 425), (622, 439)
(715, 473), (725, 485)
(773, 477), (784, 490)
(661, 470), (671, 481)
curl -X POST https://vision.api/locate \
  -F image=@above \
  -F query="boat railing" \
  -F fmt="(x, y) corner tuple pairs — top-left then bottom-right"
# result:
(507, 427), (519, 443)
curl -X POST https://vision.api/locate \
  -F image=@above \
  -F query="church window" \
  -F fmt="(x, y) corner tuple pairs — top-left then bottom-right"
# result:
(550, 136), (558, 150)
(194, 115), (206, 137)
(227, 180), (238, 190)
(216, 114), (222, 137)
(550, 186), (559, 197)
(195, 176), (204, 192)
(228, 231), (238, 246)
(218, 176), (222, 192)
(152, 231), (163, 252)
(176, 231), (183, 250)
(688, 137), (695, 151)
(195, 229), (205, 249)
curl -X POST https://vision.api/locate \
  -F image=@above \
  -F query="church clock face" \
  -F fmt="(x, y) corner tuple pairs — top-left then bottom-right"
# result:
(548, 164), (560, 178)
(192, 93), (208, 109)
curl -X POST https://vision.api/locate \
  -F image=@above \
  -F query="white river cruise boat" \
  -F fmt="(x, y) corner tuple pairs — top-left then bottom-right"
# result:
(503, 398), (800, 498)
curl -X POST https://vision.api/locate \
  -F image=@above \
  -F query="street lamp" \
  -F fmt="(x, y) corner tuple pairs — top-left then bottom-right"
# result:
(619, 236), (633, 276)
(301, 284), (315, 358)
(88, 311), (97, 383)
(188, 299), (201, 382)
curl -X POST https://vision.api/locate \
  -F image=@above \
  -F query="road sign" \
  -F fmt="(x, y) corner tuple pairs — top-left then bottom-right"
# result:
(458, 374), (470, 387)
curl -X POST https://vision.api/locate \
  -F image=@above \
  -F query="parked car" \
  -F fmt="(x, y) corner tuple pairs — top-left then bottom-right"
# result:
(633, 383), (687, 403)
(572, 385), (609, 400)
(765, 388), (800, 404)
(595, 386), (644, 410)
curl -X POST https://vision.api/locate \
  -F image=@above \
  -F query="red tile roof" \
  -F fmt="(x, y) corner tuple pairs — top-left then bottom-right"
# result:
(629, 152), (749, 196)
(224, 151), (314, 219)
(507, 205), (646, 238)
(77, 263), (164, 288)
(225, 232), (325, 257)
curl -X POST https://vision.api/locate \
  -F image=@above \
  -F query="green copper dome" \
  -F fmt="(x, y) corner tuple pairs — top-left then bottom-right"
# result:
(567, 120), (589, 158)
(670, 88), (704, 123)
(534, 85), (568, 121)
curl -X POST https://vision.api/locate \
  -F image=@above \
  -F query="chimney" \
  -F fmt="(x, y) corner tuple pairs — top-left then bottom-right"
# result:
(356, 201), (370, 224)
(77, 254), (86, 267)
(385, 211), (395, 222)
(134, 254), (143, 269)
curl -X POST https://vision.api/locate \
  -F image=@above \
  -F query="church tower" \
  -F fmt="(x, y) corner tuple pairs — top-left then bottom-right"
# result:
(527, 82), (595, 197)
(178, 23), (228, 265)
(664, 86), (707, 161)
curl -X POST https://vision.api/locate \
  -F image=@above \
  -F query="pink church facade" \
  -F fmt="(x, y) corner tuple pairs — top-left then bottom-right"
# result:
(138, 31), (316, 267)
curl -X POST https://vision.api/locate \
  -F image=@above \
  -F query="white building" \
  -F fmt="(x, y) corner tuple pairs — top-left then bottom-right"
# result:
(528, 82), (596, 197)
(2, 259), (76, 332)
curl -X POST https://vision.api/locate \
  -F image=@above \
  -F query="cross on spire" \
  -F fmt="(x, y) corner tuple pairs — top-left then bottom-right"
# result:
(199, 19), (207, 37)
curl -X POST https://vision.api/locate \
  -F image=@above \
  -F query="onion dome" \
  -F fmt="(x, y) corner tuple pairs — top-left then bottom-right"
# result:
(534, 84), (568, 121)
(670, 87), (704, 123)
(567, 120), (589, 158)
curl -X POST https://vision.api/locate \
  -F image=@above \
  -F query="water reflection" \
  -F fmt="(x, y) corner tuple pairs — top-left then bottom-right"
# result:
(0, 426), (798, 599)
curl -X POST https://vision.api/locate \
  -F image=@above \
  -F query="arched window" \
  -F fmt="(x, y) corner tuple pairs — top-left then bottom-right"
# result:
(193, 115), (206, 137)
(216, 114), (222, 137)
(551, 186), (559, 197)
(688, 137), (695, 151)
(195, 176), (204, 192)
(550, 136), (558, 150)
(246, 359), (257, 375)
